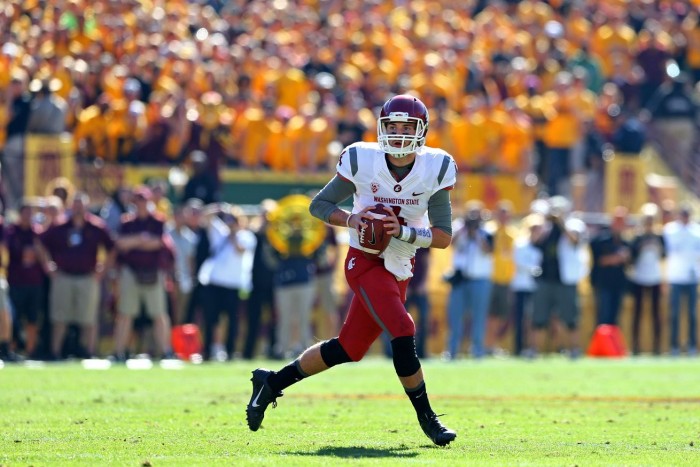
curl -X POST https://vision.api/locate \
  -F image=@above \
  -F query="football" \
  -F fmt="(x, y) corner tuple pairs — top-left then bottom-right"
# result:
(358, 204), (392, 258)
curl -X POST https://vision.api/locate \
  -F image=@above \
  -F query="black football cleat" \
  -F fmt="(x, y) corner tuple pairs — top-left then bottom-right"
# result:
(419, 412), (457, 446)
(246, 368), (283, 431)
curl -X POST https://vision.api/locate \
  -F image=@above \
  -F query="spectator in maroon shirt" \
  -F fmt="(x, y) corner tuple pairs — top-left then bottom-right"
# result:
(6, 203), (46, 357)
(38, 193), (116, 359)
(113, 186), (174, 360)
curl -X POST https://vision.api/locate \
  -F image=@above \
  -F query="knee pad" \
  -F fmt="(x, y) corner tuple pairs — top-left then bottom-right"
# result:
(320, 338), (353, 367)
(391, 336), (421, 377)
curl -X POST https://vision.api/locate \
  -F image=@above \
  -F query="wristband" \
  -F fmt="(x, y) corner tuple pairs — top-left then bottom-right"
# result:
(346, 213), (354, 228)
(396, 226), (432, 248)
(413, 227), (433, 248)
(396, 225), (412, 242)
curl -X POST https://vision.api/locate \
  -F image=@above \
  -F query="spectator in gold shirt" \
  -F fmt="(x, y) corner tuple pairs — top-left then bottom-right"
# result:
(73, 96), (111, 161)
(232, 100), (277, 170)
(543, 72), (580, 196)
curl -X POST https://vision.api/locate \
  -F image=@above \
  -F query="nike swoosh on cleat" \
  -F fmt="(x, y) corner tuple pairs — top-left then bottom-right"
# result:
(251, 386), (265, 408)
(412, 192), (424, 196)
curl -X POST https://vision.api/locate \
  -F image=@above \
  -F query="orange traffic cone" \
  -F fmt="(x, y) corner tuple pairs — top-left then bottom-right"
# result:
(171, 324), (203, 360)
(587, 324), (627, 357)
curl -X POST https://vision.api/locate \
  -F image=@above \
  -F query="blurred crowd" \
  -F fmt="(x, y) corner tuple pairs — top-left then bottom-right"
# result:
(0, 176), (345, 362)
(3, 0), (700, 210)
(444, 195), (700, 360)
(1, 179), (699, 363)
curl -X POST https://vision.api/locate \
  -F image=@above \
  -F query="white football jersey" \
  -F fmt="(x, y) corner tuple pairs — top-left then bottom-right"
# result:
(336, 141), (457, 280)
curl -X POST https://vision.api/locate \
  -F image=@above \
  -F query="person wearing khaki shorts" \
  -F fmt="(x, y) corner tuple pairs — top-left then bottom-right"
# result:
(113, 186), (173, 361)
(38, 193), (116, 359)
(50, 272), (100, 331)
(117, 267), (166, 321)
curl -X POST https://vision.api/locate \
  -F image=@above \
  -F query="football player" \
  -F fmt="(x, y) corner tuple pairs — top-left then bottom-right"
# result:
(246, 95), (457, 446)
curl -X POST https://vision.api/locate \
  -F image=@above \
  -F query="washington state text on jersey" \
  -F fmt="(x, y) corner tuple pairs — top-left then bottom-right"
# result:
(373, 196), (420, 206)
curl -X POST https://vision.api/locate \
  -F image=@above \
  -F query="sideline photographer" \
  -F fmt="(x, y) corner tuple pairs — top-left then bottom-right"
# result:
(444, 202), (494, 359)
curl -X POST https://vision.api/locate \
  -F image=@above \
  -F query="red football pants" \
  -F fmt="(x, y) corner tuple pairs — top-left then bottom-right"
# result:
(338, 247), (415, 361)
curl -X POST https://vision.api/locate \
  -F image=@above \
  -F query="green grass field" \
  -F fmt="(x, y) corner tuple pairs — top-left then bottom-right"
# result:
(1, 357), (699, 466)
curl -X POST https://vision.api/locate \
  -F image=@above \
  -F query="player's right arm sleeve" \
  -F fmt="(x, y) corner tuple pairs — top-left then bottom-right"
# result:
(309, 175), (356, 222)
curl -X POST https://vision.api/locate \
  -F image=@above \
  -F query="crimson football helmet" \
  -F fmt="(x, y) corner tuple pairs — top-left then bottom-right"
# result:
(377, 94), (429, 158)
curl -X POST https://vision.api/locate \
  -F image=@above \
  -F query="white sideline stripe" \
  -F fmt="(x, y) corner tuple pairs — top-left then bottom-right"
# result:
(24, 360), (45, 369)
(5, 359), (187, 370)
(160, 359), (184, 370)
(126, 359), (154, 370)
(81, 359), (112, 370)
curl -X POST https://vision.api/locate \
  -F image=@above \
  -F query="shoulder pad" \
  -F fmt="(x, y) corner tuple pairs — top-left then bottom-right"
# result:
(420, 148), (457, 190)
(337, 142), (382, 181)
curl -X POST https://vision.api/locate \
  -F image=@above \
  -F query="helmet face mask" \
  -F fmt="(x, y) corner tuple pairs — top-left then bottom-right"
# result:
(377, 95), (429, 158)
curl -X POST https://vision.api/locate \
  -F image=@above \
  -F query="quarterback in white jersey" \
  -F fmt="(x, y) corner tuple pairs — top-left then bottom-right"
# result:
(337, 141), (457, 280)
(246, 95), (458, 447)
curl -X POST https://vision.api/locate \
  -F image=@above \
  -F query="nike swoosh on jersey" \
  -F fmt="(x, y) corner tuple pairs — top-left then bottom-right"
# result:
(251, 386), (265, 408)
(412, 192), (424, 196)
